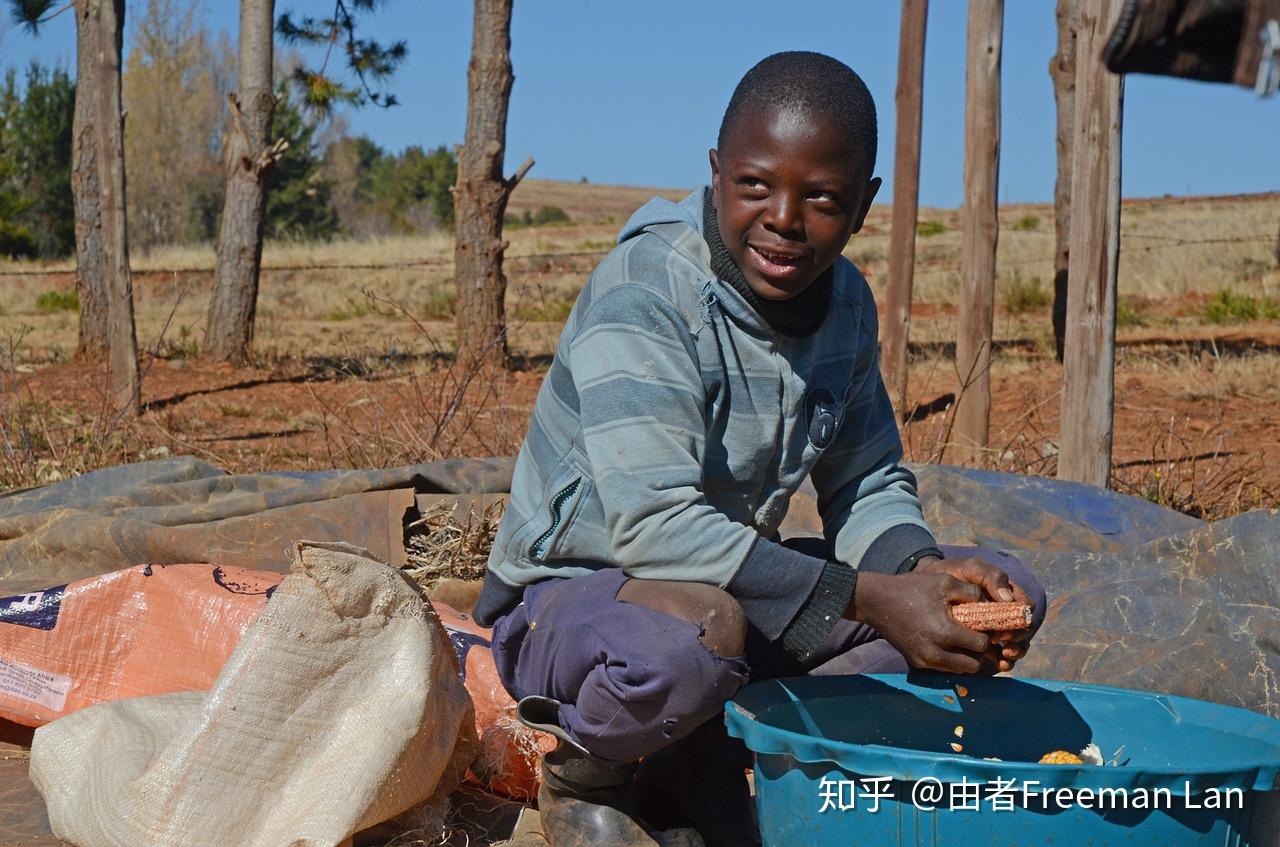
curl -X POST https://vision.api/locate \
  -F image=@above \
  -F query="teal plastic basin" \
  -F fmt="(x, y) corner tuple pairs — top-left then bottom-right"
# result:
(725, 675), (1280, 846)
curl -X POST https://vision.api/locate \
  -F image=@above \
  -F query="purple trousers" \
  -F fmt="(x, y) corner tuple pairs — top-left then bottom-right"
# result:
(490, 541), (1046, 763)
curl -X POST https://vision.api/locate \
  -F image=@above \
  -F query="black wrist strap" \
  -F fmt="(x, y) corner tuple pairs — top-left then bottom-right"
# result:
(897, 546), (946, 575)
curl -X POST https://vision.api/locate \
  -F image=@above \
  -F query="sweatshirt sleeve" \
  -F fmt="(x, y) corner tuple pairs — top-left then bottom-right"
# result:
(568, 282), (827, 643)
(810, 285), (939, 573)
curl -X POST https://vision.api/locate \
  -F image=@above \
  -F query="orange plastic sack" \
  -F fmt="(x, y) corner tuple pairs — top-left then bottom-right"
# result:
(0, 564), (550, 799)
(438, 601), (554, 801)
(0, 564), (277, 727)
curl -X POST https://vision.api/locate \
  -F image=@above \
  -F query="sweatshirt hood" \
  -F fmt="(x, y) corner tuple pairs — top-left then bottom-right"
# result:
(618, 188), (707, 248)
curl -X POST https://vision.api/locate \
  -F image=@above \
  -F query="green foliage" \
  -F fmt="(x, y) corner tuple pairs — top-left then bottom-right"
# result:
(513, 296), (575, 322)
(276, 0), (406, 112)
(916, 220), (945, 237)
(159, 324), (199, 359)
(421, 287), (456, 319)
(1013, 214), (1040, 232)
(0, 64), (76, 258)
(999, 274), (1049, 314)
(0, 171), (37, 258)
(36, 289), (78, 312)
(326, 294), (376, 321)
(8, 0), (59, 33)
(1202, 289), (1280, 324)
(370, 144), (457, 230)
(265, 86), (338, 241)
(323, 135), (457, 235)
(505, 205), (572, 229)
(1116, 298), (1147, 329)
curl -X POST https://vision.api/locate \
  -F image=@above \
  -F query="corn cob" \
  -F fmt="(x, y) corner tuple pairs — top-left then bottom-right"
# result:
(951, 601), (1032, 632)
(1039, 750), (1084, 765)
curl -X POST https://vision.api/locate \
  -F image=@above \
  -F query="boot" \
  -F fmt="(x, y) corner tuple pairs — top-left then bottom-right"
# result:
(518, 696), (657, 847)
(635, 717), (760, 847)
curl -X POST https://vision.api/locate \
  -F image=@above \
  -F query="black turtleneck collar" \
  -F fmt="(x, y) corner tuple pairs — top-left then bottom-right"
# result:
(702, 189), (833, 338)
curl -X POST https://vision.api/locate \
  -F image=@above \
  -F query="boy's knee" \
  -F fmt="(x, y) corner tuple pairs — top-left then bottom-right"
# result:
(616, 579), (747, 658)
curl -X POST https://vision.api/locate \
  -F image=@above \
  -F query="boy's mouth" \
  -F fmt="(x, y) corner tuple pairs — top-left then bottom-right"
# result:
(747, 244), (809, 280)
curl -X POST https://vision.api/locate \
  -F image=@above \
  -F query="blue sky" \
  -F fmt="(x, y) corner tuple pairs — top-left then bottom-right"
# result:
(3, 1), (1276, 206)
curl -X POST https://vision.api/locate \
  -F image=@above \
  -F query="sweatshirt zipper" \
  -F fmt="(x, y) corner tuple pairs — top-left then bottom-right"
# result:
(531, 478), (581, 559)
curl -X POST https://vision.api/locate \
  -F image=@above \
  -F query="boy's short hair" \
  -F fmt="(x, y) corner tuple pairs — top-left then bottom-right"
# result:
(718, 51), (878, 176)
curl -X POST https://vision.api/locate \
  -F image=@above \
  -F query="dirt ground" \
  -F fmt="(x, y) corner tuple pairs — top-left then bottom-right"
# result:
(8, 315), (1278, 521)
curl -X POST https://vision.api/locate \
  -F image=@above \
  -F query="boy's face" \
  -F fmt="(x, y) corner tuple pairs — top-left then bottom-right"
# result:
(710, 106), (880, 301)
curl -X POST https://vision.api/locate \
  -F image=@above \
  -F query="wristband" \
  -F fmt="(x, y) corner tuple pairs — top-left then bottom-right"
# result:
(896, 546), (946, 575)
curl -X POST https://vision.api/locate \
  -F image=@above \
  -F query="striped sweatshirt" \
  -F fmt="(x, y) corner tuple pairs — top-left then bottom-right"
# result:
(474, 188), (938, 658)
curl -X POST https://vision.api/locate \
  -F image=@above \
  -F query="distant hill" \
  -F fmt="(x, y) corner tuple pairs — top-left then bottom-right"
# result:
(507, 178), (690, 226)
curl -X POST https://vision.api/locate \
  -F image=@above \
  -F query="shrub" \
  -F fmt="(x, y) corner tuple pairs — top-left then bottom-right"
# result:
(513, 296), (575, 323)
(504, 205), (572, 229)
(999, 274), (1049, 314)
(1013, 214), (1040, 232)
(326, 295), (375, 322)
(35, 289), (78, 313)
(916, 220), (945, 237)
(1203, 289), (1280, 324)
(421, 287), (456, 319)
(1116, 298), (1146, 329)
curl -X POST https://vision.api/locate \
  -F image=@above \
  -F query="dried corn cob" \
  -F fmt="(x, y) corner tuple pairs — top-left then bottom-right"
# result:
(952, 601), (1032, 632)
(1039, 750), (1084, 765)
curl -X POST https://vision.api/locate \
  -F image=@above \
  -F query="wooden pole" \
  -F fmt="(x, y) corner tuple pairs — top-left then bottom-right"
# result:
(954, 0), (1002, 463)
(882, 0), (929, 421)
(1050, 0), (1079, 362)
(1058, 0), (1124, 487)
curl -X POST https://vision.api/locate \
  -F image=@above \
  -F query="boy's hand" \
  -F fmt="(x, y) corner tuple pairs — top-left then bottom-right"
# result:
(849, 570), (992, 674)
(914, 556), (1036, 673)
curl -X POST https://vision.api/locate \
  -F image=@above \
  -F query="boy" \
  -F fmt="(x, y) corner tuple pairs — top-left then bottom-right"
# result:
(474, 52), (1046, 846)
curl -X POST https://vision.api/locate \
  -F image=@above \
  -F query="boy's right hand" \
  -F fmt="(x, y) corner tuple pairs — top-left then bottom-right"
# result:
(848, 570), (991, 674)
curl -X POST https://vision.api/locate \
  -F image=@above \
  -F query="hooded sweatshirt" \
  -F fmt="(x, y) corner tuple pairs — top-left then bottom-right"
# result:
(474, 188), (938, 659)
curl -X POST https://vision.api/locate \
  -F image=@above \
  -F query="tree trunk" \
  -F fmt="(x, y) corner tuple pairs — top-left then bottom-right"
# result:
(881, 0), (929, 420)
(954, 0), (1003, 464)
(1058, 0), (1124, 488)
(1051, 0), (1079, 362)
(72, 0), (108, 359)
(204, 0), (276, 365)
(453, 0), (531, 371)
(90, 0), (138, 415)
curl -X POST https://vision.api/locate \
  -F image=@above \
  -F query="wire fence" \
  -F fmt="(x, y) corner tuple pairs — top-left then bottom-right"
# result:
(1, 231), (1275, 281)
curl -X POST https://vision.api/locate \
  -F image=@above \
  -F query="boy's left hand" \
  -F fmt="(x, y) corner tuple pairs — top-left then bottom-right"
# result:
(913, 556), (1036, 675)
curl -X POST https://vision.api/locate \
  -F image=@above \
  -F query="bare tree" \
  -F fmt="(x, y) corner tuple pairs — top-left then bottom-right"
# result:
(203, 0), (278, 364)
(90, 0), (139, 414)
(1050, 0), (1078, 362)
(453, 0), (532, 370)
(12, 0), (136, 408)
(72, 0), (108, 359)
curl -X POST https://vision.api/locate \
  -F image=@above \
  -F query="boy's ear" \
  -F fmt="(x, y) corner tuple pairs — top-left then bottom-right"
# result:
(708, 148), (721, 206)
(850, 176), (882, 234)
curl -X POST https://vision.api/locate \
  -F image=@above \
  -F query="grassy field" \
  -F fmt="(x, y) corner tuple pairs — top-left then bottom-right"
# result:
(0, 181), (1277, 518)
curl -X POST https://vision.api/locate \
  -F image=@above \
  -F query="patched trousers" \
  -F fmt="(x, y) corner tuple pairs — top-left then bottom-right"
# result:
(490, 539), (1046, 763)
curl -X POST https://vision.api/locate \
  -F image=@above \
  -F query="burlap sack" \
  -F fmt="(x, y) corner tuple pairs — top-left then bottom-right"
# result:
(28, 541), (475, 847)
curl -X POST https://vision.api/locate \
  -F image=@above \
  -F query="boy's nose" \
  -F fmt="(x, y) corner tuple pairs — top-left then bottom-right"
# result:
(764, 193), (804, 238)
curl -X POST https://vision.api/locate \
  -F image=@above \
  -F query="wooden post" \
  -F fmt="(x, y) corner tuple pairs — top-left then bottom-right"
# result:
(1050, 0), (1079, 362)
(881, 0), (929, 420)
(954, 0), (1003, 463)
(1058, 0), (1124, 487)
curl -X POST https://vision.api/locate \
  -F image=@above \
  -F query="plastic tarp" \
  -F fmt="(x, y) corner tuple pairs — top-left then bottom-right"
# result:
(0, 456), (514, 595)
(1, 457), (1278, 844)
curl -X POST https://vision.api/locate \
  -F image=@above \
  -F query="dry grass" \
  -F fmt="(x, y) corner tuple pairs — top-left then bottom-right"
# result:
(405, 497), (505, 589)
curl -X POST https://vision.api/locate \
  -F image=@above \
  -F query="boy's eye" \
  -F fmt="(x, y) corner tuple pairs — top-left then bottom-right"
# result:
(739, 177), (768, 193)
